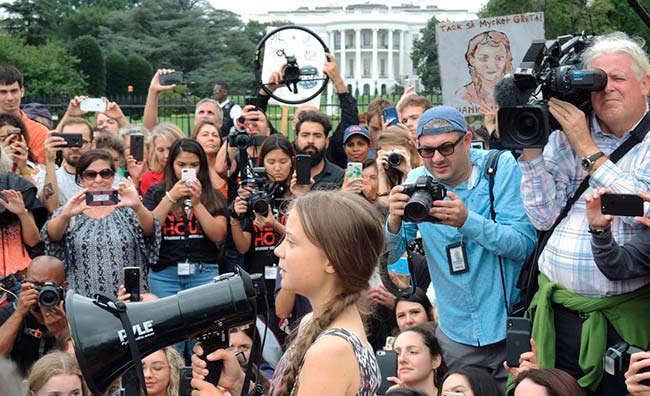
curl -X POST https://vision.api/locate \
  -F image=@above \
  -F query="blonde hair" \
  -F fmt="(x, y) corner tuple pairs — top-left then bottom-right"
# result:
(278, 191), (385, 395)
(26, 351), (87, 396)
(377, 125), (420, 169)
(148, 123), (183, 172)
(162, 347), (184, 396)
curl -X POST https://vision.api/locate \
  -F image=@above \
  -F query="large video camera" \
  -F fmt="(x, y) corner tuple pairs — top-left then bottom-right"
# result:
(497, 34), (608, 148)
(401, 176), (447, 223)
(246, 167), (286, 217)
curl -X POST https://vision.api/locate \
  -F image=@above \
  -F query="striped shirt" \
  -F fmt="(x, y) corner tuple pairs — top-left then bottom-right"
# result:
(519, 112), (650, 297)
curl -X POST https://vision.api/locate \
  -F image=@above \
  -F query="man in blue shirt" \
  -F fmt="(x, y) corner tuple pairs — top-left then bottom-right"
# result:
(385, 106), (536, 388)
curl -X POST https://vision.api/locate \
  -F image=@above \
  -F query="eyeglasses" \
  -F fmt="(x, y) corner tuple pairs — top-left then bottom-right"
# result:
(417, 135), (465, 158)
(81, 168), (115, 180)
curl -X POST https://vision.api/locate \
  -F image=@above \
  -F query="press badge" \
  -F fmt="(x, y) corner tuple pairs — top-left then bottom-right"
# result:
(265, 265), (277, 280)
(177, 261), (194, 276)
(446, 242), (468, 274)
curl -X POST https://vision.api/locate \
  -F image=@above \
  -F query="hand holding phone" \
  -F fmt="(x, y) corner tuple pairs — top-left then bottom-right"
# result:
(346, 162), (363, 190)
(601, 193), (647, 217)
(505, 317), (532, 367)
(123, 267), (141, 302)
(129, 133), (145, 162)
(295, 154), (311, 185)
(182, 168), (196, 187)
(85, 190), (119, 206)
(382, 106), (399, 127)
(80, 98), (107, 113)
(159, 71), (183, 86)
(376, 350), (397, 395)
(51, 133), (84, 148)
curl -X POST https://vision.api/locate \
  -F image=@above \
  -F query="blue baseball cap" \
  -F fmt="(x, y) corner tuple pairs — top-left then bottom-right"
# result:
(417, 106), (468, 138)
(343, 125), (371, 143)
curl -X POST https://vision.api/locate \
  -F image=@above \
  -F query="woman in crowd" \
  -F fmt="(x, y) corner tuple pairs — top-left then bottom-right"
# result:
(192, 120), (227, 198)
(192, 191), (385, 396)
(43, 149), (160, 297)
(119, 125), (150, 187)
(387, 323), (447, 396)
(0, 113), (37, 183)
(142, 347), (184, 396)
(455, 30), (513, 107)
(26, 351), (88, 396)
(376, 126), (420, 209)
(231, 134), (294, 340)
(394, 288), (436, 332)
(140, 123), (183, 196)
(143, 138), (227, 297)
(229, 325), (274, 387)
(514, 368), (584, 396)
(439, 366), (503, 396)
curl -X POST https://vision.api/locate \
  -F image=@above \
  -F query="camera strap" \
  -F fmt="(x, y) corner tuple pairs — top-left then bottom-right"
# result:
(484, 149), (510, 315)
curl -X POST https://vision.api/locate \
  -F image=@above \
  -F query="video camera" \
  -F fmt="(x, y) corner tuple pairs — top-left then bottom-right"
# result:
(228, 122), (267, 150)
(497, 34), (608, 148)
(245, 167), (287, 217)
(401, 176), (447, 223)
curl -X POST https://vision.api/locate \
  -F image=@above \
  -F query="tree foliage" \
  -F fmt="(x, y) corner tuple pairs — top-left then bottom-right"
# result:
(69, 35), (106, 96)
(411, 16), (441, 93)
(105, 50), (130, 97)
(127, 53), (153, 96)
(0, 35), (87, 97)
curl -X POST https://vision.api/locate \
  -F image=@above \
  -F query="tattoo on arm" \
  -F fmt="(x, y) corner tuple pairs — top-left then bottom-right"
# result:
(44, 183), (55, 200)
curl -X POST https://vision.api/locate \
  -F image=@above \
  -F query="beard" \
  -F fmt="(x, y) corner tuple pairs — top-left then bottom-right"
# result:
(294, 142), (325, 167)
(63, 150), (81, 167)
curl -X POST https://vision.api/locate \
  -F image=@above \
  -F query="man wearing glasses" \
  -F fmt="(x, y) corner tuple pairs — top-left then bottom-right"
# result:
(385, 106), (536, 389)
(0, 256), (68, 376)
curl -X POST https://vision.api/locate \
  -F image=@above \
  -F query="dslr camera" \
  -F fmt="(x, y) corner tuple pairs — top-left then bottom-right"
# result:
(37, 281), (64, 308)
(387, 152), (403, 167)
(603, 341), (650, 385)
(498, 34), (607, 148)
(401, 176), (447, 223)
(227, 120), (267, 150)
(244, 167), (286, 218)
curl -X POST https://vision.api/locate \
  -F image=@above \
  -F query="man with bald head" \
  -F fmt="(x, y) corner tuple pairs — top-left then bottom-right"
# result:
(0, 256), (68, 375)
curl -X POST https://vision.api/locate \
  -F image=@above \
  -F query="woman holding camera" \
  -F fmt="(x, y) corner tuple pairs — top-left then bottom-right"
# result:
(192, 191), (384, 396)
(43, 149), (160, 298)
(0, 113), (37, 183)
(143, 138), (228, 298)
(230, 134), (294, 340)
(376, 126), (420, 209)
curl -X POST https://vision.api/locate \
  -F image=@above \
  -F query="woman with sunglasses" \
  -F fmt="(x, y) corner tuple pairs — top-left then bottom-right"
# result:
(43, 149), (161, 298)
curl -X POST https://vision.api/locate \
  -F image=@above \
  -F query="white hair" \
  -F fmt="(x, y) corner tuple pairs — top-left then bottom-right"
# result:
(194, 98), (222, 119)
(583, 31), (650, 80)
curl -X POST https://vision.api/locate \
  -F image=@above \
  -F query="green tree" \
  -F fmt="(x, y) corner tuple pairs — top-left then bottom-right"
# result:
(105, 49), (130, 97)
(127, 53), (153, 95)
(0, 35), (87, 97)
(61, 6), (109, 40)
(411, 15), (441, 93)
(1, 0), (65, 45)
(69, 35), (106, 96)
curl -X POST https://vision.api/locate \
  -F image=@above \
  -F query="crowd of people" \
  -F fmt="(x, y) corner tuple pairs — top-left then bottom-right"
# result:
(1, 30), (650, 396)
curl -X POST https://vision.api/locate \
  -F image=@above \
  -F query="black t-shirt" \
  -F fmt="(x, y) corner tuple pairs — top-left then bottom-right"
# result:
(0, 305), (55, 376)
(143, 184), (221, 270)
(312, 160), (345, 190)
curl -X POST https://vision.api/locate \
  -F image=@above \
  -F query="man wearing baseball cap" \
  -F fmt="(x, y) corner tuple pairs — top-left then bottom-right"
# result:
(342, 125), (371, 163)
(384, 105), (536, 389)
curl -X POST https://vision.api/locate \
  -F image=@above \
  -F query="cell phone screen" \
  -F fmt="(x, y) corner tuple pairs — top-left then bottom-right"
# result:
(130, 134), (144, 162)
(382, 107), (399, 126)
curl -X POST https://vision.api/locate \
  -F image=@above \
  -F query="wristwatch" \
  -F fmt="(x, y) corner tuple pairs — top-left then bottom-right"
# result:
(581, 151), (605, 172)
(588, 225), (610, 235)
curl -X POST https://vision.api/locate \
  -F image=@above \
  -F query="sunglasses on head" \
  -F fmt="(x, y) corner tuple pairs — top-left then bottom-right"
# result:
(81, 168), (115, 180)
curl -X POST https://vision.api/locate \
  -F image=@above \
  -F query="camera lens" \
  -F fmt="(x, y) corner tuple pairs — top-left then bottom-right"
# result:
(404, 190), (434, 224)
(38, 286), (61, 308)
(388, 153), (403, 167)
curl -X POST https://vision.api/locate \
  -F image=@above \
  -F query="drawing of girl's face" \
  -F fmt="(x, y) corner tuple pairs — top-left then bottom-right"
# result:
(471, 42), (508, 82)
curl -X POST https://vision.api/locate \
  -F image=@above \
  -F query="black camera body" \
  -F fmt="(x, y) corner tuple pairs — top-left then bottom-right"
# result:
(498, 34), (607, 148)
(603, 341), (650, 385)
(401, 176), (447, 223)
(244, 167), (286, 218)
(227, 127), (266, 150)
(37, 281), (64, 308)
(388, 153), (403, 167)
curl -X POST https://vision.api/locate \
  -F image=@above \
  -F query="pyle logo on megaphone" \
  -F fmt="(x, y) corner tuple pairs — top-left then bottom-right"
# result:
(117, 320), (155, 345)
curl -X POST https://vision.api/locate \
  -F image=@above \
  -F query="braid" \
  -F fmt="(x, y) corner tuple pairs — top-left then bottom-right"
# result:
(278, 292), (361, 396)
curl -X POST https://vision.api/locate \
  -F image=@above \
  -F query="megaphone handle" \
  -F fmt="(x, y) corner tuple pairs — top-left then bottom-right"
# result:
(198, 330), (229, 386)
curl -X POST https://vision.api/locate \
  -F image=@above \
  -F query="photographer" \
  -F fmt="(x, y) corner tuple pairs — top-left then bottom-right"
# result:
(376, 125), (420, 211)
(230, 134), (293, 341)
(0, 256), (68, 376)
(517, 32), (650, 395)
(385, 106), (535, 389)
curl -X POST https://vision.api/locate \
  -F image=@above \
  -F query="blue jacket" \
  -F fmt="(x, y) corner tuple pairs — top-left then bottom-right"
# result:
(386, 149), (536, 346)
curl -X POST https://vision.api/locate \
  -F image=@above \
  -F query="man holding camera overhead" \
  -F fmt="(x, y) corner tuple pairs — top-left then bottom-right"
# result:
(385, 106), (535, 388)
(518, 32), (650, 395)
(0, 256), (68, 376)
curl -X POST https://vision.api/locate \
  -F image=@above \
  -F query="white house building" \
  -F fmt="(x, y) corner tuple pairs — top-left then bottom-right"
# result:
(251, 1), (476, 102)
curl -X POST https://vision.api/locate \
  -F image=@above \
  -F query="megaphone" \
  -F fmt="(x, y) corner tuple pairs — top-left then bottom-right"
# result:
(66, 271), (258, 396)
